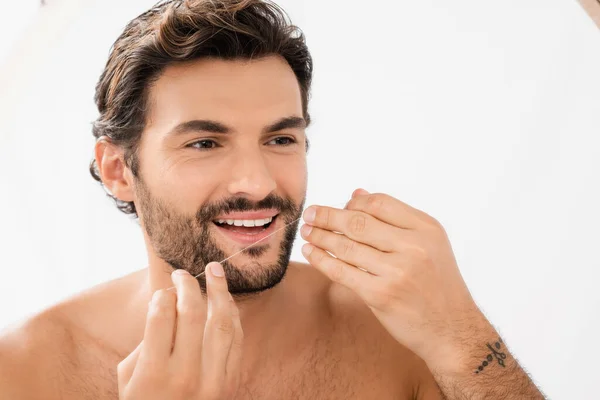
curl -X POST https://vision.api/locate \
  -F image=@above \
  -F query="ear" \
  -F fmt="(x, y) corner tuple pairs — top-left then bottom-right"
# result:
(94, 138), (135, 202)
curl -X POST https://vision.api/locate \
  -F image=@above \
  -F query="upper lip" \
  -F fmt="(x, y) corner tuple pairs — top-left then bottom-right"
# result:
(213, 210), (279, 220)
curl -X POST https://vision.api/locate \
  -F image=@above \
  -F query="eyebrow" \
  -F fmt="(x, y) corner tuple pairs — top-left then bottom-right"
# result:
(167, 116), (308, 136)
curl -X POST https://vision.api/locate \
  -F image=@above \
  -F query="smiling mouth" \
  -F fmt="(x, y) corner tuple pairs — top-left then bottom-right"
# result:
(212, 214), (278, 235)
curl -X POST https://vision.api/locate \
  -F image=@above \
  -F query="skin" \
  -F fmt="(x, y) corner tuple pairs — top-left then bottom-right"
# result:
(302, 191), (546, 398)
(578, 0), (600, 28)
(0, 55), (545, 399)
(0, 56), (441, 399)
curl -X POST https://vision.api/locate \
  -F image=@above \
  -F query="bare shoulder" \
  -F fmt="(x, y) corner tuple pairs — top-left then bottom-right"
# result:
(0, 309), (77, 399)
(325, 273), (445, 400)
(0, 268), (146, 400)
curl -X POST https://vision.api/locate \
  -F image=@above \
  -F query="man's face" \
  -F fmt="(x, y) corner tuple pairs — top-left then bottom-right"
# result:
(132, 56), (308, 296)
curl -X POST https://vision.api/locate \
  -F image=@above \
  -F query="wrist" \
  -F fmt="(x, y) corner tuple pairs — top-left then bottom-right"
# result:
(421, 310), (503, 377)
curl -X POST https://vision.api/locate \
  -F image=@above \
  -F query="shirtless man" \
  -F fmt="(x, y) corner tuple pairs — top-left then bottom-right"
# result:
(0, 0), (546, 398)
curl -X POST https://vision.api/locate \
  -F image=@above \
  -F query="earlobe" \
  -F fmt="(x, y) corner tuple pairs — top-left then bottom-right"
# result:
(94, 139), (135, 202)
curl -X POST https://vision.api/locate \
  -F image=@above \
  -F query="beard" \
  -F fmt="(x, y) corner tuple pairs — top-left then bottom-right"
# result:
(135, 177), (304, 298)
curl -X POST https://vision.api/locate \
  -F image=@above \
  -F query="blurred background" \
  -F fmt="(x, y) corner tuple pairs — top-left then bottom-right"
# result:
(1, 0), (599, 398)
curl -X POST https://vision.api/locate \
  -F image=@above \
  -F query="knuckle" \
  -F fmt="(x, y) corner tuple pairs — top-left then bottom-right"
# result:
(210, 316), (235, 335)
(408, 244), (430, 262)
(153, 289), (175, 305)
(339, 238), (356, 258)
(312, 248), (326, 263)
(368, 274), (403, 310)
(366, 194), (385, 213)
(320, 207), (331, 227)
(430, 217), (443, 229)
(329, 261), (345, 282)
(149, 295), (175, 320)
(348, 213), (367, 235)
(233, 330), (244, 347)
(423, 213), (443, 230)
(368, 287), (395, 310)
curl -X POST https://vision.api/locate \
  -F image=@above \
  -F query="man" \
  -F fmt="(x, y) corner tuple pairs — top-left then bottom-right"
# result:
(0, 0), (546, 398)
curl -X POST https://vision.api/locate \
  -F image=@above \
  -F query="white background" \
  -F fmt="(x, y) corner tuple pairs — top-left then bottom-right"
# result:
(1, 0), (599, 398)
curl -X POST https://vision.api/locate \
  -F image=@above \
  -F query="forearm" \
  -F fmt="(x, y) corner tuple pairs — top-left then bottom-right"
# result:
(424, 314), (546, 400)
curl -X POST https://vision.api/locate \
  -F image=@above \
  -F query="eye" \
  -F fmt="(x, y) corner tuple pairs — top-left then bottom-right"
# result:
(187, 139), (219, 150)
(268, 137), (296, 146)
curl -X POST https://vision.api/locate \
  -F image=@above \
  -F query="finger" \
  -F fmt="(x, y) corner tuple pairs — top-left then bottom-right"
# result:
(352, 188), (369, 198)
(300, 224), (389, 276)
(345, 191), (435, 229)
(117, 340), (144, 386)
(303, 206), (400, 251)
(171, 269), (206, 368)
(202, 262), (236, 385)
(225, 292), (244, 387)
(301, 243), (376, 298)
(138, 289), (177, 368)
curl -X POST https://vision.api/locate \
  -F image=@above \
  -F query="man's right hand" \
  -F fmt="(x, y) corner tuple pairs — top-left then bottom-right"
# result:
(117, 262), (243, 400)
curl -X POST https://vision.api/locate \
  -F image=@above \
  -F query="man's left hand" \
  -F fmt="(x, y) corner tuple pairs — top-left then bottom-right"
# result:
(300, 188), (492, 367)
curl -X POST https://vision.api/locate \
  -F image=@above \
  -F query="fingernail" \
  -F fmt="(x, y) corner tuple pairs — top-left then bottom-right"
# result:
(300, 224), (313, 237)
(210, 262), (225, 277)
(173, 269), (188, 276)
(302, 243), (314, 257)
(303, 207), (316, 223)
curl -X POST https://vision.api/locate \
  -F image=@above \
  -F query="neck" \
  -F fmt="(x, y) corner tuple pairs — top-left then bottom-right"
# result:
(142, 253), (291, 347)
(106, 259), (320, 367)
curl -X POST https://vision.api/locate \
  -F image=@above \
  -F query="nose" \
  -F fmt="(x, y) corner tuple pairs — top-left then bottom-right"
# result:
(226, 146), (277, 200)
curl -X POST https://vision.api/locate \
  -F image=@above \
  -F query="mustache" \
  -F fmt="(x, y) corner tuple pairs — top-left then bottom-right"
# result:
(196, 193), (300, 222)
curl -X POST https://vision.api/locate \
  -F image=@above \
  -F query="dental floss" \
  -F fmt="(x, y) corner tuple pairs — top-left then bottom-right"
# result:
(165, 200), (350, 291)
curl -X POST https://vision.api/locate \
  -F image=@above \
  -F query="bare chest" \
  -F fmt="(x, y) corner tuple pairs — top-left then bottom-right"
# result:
(236, 342), (409, 400)
(60, 336), (411, 400)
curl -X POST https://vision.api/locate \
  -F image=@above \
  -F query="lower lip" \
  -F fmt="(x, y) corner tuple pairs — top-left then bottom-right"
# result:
(213, 217), (279, 246)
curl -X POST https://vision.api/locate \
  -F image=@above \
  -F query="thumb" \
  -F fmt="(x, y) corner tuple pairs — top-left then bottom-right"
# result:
(205, 261), (229, 297)
(206, 261), (226, 280)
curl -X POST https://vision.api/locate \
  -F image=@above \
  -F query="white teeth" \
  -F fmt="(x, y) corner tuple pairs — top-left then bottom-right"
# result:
(216, 216), (274, 227)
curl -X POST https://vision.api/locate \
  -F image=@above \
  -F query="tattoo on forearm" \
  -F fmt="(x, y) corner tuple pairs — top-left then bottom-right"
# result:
(432, 335), (546, 399)
(474, 337), (507, 374)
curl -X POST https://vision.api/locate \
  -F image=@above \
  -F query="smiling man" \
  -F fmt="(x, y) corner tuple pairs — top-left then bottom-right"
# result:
(0, 0), (546, 399)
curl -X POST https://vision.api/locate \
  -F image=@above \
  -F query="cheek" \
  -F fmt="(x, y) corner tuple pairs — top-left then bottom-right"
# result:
(269, 157), (307, 195)
(158, 159), (222, 210)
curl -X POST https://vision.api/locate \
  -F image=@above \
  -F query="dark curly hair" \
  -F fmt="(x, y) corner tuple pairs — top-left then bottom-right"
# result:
(90, 0), (313, 217)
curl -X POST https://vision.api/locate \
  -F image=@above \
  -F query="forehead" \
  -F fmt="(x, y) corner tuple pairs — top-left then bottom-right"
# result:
(145, 55), (303, 132)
